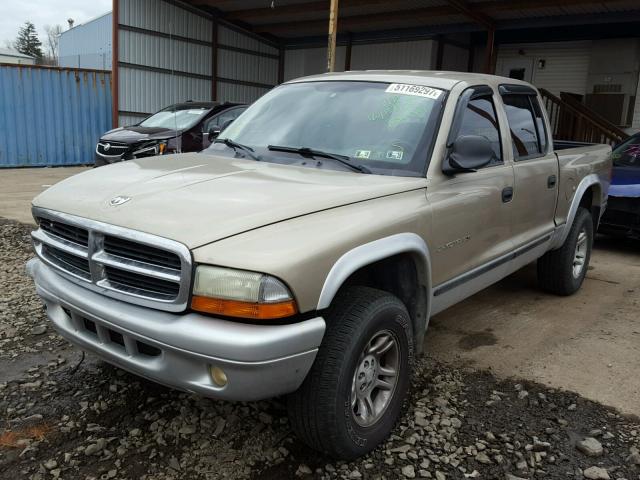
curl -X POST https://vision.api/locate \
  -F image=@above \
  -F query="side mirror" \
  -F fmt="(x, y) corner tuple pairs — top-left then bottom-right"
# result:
(207, 125), (222, 140)
(443, 135), (495, 175)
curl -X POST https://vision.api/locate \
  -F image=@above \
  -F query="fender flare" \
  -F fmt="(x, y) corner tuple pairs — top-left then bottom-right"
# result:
(316, 233), (433, 351)
(552, 173), (602, 249)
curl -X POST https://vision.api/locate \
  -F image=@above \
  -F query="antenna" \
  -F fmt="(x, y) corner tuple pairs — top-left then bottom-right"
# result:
(169, 0), (180, 152)
(67, 18), (74, 29)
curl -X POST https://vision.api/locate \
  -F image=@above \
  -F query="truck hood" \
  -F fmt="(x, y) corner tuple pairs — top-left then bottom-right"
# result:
(33, 153), (427, 248)
(100, 126), (179, 143)
(610, 165), (640, 198)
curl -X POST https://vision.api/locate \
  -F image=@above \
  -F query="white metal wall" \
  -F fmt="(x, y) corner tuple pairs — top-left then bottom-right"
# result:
(117, 0), (213, 126)
(59, 12), (112, 70)
(283, 39), (436, 81)
(350, 40), (436, 71)
(284, 46), (346, 81)
(216, 24), (279, 103)
(441, 43), (469, 72)
(496, 41), (592, 96)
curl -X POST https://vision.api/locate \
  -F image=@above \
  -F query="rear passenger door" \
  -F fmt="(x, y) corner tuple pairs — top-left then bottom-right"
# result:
(499, 86), (559, 249)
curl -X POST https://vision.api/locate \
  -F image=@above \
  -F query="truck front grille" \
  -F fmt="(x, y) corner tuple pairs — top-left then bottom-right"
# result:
(104, 235), (182, 270)
(32, 209), (192, 312)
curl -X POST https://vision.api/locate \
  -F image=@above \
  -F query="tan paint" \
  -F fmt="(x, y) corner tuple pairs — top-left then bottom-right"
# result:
(31, 71), (612, 316)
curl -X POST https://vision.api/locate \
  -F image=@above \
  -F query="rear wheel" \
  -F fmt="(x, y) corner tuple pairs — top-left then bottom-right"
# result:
(538, 207), (593, 295)
(287, 286), (413, 459)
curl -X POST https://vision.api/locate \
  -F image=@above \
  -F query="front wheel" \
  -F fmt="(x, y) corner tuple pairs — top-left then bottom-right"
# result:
(287, 286), (414, 459)
(538, 207), (593, 295)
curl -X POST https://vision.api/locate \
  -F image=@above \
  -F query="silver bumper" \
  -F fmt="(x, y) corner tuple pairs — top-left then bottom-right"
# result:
(27, 258), (325, 401)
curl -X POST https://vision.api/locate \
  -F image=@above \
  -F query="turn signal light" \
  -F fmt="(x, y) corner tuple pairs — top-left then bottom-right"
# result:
(191, 295), (297, 320)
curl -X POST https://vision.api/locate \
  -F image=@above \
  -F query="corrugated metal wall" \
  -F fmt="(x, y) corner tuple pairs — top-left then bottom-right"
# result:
(0, 65), (112, 167)
(117, 0), (213, 126)
(284, 39), (436, 81)
(441, 43), (469, 72)
(116, 1), (279, 124)
(496, 41), (592, 96)
(284, 46), (346, 81)
(216, 23), (279, 103)
(59, 12), (112, 70)
(350, 40), (436, 70)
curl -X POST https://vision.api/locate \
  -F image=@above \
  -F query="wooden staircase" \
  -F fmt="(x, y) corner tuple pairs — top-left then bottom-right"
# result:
(539, 88), (629, 146)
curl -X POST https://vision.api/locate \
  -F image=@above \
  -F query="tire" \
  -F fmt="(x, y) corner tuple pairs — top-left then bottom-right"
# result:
(287, 286), (414, 460)
(537, 207), (593, 296)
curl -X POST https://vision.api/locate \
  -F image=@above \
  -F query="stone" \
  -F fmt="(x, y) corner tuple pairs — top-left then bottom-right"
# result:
(296, 464), (312, 476)
(402, 465), (416, 478)
(577, 437), (604, 457)
(626, 452), (640, 465)
(30, 325), (47, 335)
(583, 466), (610, 479)
(43, 459), (57, 470)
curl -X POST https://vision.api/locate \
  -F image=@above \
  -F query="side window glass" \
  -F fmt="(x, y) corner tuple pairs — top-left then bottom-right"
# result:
(203, 116), (218, 132)
(216, 108), (245, 128)
(457, 95), (503, 166)
(502, 94), (541, 160)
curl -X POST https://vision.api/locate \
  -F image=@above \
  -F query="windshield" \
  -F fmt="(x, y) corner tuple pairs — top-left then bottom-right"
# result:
(139, 106), (210, 130)
(205, 81), (445, 176)
(613, 135), (640, 167)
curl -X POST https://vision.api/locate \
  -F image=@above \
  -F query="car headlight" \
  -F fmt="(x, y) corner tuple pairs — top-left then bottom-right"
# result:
(191, 265), (297, 320)
(132, 141), (168, 157)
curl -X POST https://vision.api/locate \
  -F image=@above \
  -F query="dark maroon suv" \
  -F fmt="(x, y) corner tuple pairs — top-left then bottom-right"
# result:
(95, 101), (246, 166)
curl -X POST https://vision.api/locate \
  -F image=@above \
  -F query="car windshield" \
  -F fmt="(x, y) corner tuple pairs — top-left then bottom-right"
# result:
(204, 81), (445, 176)
(139, 106), (210, 130)
(613, 135), (640, 167)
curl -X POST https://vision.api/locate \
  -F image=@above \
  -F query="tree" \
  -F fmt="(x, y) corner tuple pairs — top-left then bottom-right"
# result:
(44, 24), (63, 65)
(14, 21), (43, 59)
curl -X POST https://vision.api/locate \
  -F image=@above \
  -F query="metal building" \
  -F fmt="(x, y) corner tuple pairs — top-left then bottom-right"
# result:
(0, 65), (112, 167)
(0, 48), (36, 65)
(109, 0), (640, 135)
(58, 12), (112, 70)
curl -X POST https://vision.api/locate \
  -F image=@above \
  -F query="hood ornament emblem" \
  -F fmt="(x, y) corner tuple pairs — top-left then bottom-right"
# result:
(109, 195), (131, 206)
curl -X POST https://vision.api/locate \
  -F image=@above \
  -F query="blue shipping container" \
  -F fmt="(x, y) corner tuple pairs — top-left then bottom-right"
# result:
(0, 64), (112, 167)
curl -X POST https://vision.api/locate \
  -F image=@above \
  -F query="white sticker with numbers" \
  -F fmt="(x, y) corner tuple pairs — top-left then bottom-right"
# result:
(385, 83), (443, 99)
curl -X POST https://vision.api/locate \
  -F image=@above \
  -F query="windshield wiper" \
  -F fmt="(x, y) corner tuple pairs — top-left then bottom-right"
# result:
(267, 145), (371, 174)
(214, 138), (261, 162)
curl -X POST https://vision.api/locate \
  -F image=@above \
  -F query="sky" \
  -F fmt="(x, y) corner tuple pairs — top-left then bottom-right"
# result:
(1, 0), (111, 51)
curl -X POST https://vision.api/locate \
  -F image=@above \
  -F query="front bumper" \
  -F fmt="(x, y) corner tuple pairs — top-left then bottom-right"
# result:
(599, 196), (640, 237)
(27, 258), (325, 401)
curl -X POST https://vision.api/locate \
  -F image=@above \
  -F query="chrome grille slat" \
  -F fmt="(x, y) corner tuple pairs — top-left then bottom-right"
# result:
(31, 208), (192, 313)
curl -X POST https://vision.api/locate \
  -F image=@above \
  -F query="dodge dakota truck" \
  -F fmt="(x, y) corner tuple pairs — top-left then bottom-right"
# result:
(27, 71), (611, 459)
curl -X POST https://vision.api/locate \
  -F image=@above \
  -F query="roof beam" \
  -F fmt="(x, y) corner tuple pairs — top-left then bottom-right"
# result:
(255, 6), (457, 35)
(444, 0), (494, 29)
(224, 0), (418, 21)
(212, 0), (638, 32)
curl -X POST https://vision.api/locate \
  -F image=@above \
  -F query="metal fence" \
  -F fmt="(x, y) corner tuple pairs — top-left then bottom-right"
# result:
(0, 64), (112, 167)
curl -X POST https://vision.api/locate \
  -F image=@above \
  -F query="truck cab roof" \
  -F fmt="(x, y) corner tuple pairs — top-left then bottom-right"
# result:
(287, 70), (535, 91)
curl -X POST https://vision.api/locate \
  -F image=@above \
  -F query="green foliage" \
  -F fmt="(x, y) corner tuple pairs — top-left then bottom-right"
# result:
(14, 21), (43, 59)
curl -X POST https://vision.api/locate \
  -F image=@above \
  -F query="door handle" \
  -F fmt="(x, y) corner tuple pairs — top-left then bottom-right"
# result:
(547, 175), (557, 188)
(502, 186), (514, 203)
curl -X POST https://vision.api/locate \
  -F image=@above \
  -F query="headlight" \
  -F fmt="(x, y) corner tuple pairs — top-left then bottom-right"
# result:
(132, 141), (168, 157)
(191, 266), (297, 320)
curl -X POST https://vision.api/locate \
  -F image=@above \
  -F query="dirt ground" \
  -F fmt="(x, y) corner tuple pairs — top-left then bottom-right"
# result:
(2, 166), (638, 417)
(1, 167), (640, 479)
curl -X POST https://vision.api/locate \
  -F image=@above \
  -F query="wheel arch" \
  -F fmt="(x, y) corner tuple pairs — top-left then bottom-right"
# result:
(316, 233), (432, 353)
(553, 173), (603, 249)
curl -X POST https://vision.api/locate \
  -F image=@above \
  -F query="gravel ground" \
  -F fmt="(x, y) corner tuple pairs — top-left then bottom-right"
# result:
(1, 218), (639, 480)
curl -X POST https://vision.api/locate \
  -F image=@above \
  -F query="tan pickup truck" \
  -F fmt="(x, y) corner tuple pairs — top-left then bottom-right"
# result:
(27, 71), (611, 459)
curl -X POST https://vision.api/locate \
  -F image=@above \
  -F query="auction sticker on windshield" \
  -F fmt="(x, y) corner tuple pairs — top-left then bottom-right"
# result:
(385, 84), (443, 99)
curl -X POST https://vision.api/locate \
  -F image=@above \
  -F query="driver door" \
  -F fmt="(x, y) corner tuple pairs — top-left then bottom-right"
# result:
(427, 86), (515, 300)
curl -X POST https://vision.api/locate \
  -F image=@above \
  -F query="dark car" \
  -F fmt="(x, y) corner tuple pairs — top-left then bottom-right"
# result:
(95, 101), (247, 166)
(599, 133), (640, 238)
